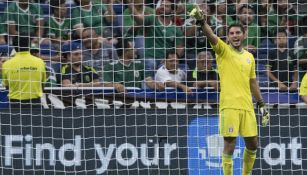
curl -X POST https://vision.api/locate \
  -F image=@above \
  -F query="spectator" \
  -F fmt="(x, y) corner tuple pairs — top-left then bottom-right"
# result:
(0, 15), (7, 44)
(123, 0), (155, 36)
(104, 39), (165, 90)
(155, 50), (192, 95)
(2, 36), (46, 108)
(237, 4), (260, 54)
(294, 16), (307, 80)
(123, 0), (155, 59)
(30, 45), (57, 87)
(300, 73), (307, 104)
(187, 51), (218, 90)
(266, 29), (298, 91)
(72, 0), (116, 37)
(44, 0), (72, 49)
(61, 42), (100, 87)
(129, 0), (184, 72)
(184, 0), (211, 58)
(5, 0), (44, 44)
(257, 0), (270, 39)
(82, 28), (118, 80)
(268, 0), (297, 36)
(210, 0), (235, 35)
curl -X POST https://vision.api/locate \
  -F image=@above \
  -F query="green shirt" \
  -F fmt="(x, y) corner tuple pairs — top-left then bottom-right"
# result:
(45, 16), (72, 40)
(5, 2), (43, 35)
(123, 6), (155, 36)
(144, 15), (184, 59)
(103, 60), (148, 88)
(243, 22), (261, 48)
(0, 15), (6, 35)
(71, 2), (108, 35)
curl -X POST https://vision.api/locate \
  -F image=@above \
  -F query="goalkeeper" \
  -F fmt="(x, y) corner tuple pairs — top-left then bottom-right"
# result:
(190, 6), (269, 175)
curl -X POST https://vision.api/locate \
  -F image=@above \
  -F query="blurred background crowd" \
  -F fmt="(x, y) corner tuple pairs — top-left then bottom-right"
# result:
(0, 0), (306, 95)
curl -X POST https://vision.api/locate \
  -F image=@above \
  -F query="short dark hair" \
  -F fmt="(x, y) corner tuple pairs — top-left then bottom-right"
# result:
(227, 24), (245, 35)
(238, 4), (254, 14)
(276, 28), (287, 36)
(50, 0), (66, 7)
(50, 0), (66, 11)
(300, 16), (307, 34)
(116, 38), (132, 57)
(13, 35), (30, 52)
(165, 49), (178, 59)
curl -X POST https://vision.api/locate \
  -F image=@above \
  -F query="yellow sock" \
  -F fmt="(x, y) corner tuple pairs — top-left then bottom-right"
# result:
(242, 148), (257, 175)
(222, 153), (233, 175)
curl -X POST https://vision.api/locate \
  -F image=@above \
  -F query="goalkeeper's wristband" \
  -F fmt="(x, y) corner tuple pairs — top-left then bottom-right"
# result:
(196, 19), (206, 26)
(256, 100), (265, 108)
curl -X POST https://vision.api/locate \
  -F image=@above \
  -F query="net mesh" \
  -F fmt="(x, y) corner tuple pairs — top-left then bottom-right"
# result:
(0, 0), (306, 174)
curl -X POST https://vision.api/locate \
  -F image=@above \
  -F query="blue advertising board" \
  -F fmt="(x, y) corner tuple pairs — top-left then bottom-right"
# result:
(188, 116), (245, 175)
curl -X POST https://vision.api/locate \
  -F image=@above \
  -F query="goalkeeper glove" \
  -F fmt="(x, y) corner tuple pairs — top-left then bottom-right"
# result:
(189, 5), (205, 24)
(257, 101), (270, 127)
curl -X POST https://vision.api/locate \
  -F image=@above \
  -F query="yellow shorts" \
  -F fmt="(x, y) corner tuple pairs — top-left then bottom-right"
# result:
(219, 108), (258, 137)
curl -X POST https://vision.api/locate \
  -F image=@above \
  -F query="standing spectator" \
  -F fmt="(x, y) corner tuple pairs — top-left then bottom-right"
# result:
(104, 39), (164, 90)
(257, 0), (271, 39)
(187, 51), (218, 90)
(266, 29), (298, 91)
(44, 0), (72, 49)
(294, 16), (307, 79)
(155, 50), (192, 95)
(268, 0), (297, 36)
(61, 42), (100, 86)
(2, 36), (46, 108)
(4, 0), (44, 43)
(0, 15), (7, 44)
(82, 28), (118, 80)
(300, 73), (307, 104)
(237, 4), (260, 54)
(123, 0), (155, 59)
(123, 0), (155, 36)
(210, 0), (235, 35)
(72, 0), (116, 38)
(129, 0), (185, 72)
(184, 0), (211, 58)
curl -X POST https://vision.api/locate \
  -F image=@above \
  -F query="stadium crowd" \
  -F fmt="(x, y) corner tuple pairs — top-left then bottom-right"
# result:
(0, 0), (306, 104)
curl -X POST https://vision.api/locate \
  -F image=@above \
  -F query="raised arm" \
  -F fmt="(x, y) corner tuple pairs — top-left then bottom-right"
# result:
(189, 5), (218, 45)
(104, 0), (116, 24)
(128, 2), (145, 25)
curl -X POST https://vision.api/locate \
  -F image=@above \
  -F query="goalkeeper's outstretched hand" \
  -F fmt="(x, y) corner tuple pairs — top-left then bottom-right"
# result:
(257, 101), (270, 127)
(189, 5), (205, 22)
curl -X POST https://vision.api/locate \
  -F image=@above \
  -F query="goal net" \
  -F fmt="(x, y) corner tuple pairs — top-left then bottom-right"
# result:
(0, 0), (306, 174)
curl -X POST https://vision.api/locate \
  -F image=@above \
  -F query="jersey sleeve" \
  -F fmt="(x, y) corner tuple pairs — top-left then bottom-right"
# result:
(250, 57), (256, 79)
(6, 4), (16, 24)
(210, 38), (228, 57)
(175, 27), (184, 47)
(300, 73), (307, 96)
(1, 62), (8, 87)
(90, 68), (99, 81)
(71, 8), (83, 29)
(103, 64), (114, 82)
(144, 15), (155, 26)
(61, 65), (71, 81)
(41, 62), (47, 83)
(155, 67), (172, 83)
(33, 4), (44, 21)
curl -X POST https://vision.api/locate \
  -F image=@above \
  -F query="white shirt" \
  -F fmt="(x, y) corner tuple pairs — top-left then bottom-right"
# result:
(155, 65), (186, 83)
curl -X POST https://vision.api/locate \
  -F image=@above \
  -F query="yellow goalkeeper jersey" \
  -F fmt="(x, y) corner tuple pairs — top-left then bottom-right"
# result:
(299, 73), (307, 96)
(211, 38), (256, 111)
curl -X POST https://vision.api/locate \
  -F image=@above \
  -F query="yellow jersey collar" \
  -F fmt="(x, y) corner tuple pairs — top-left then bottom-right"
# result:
(16, 51), (31, 55)
(230, 45), (244, 54)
